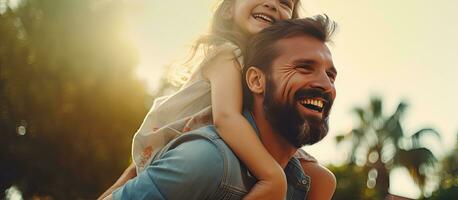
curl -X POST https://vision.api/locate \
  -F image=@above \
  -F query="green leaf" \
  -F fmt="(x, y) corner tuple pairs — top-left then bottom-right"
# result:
(370, 96), (383, 119)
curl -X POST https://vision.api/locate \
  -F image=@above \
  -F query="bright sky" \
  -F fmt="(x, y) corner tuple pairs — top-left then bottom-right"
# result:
(126, 0), (458, 198)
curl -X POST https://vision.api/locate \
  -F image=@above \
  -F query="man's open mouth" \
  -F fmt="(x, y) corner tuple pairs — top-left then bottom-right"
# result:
(299, 98), (325, 113)
(252, 13), (276, 24)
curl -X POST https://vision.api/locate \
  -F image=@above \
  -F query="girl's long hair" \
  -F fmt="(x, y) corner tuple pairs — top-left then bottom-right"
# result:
(170, 0), (302, 85)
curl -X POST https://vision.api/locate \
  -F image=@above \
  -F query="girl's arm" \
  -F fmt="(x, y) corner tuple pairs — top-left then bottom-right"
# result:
(203, 51), (287, 200)
(299, 160), (336, 200)
(97, 163), (136, 200)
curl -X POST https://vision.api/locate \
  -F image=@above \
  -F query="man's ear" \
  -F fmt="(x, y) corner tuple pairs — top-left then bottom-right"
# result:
(245, 67), (265, 94)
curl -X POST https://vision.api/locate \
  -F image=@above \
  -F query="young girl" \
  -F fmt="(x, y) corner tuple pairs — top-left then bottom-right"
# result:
(100, 0), (335, 199)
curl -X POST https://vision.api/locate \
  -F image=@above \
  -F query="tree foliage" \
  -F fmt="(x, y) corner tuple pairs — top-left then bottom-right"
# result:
(329, 164), (382, 200)
(428, 134), (458, 199)
(335, 97), (440, 197)
(0, 0), (151, 198)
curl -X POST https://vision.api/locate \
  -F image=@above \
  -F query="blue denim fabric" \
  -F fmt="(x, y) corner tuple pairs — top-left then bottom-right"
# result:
(113, 111), (310, 200)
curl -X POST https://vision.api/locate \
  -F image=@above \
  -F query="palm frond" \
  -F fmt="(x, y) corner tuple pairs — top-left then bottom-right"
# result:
(349, 135), (363, 164)
(381, 101), (407, 145)
(382, 119), (404, 146)
(393, 101), (408, 117)
(394, 148), (438, 189)
(353, 107), (367, 126)
(411, 128), (441, 148)
(370, 96), (383, 119)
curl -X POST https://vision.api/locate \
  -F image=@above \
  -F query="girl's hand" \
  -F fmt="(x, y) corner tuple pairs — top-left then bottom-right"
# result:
(243, 169), (287, 200)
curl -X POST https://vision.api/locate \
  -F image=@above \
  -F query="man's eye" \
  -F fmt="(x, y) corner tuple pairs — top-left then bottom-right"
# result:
(296, 65), (312, 73)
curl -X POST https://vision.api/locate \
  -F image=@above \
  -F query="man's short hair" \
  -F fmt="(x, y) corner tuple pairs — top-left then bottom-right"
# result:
(242, 15), (337, 109)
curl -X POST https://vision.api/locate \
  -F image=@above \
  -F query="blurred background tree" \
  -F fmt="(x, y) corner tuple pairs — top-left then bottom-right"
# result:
(329, 164), (381, 200)
(334, 97), (441, 198)
(0, 0), (158, 198)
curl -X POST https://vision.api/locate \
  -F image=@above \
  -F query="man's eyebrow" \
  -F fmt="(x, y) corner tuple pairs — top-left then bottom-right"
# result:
(291, 59), (337, 73)
(292, 59), (315, 65)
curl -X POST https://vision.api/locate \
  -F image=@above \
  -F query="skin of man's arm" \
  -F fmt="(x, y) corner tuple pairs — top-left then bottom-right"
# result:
(103, 138), (224, 200)
(203, 50), (287, 200)
(299, 160), (336, 200)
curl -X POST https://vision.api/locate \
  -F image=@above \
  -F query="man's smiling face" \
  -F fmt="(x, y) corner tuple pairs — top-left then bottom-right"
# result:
(263, 35), (337, 148)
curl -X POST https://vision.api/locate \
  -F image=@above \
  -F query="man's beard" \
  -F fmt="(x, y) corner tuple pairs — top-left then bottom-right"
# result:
(263, 78), (331, 148)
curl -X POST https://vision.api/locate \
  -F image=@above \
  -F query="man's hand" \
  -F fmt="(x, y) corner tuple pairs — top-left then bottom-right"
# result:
(98, 163), (137, 200)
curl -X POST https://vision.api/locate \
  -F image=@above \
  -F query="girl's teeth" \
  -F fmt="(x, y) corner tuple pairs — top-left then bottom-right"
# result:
(253, 14), (273, 23)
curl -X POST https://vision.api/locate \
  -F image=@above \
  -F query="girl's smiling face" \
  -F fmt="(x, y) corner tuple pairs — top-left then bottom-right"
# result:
(230, 0), (296, 35)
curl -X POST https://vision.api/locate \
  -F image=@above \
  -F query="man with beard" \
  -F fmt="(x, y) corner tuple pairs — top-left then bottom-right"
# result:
(108, 15), (337, 200)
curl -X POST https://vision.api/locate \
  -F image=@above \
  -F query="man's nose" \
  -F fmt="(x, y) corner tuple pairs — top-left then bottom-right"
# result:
(309, 72), (334, 93)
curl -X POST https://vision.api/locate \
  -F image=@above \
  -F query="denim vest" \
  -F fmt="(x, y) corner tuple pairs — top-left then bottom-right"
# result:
(152, 111), (311, 200)
(113, 112), (310, 200)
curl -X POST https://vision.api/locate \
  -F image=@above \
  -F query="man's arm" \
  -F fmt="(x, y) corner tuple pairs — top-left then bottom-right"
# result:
(110, 138), (224, 200)
(299, 160), (336, 200)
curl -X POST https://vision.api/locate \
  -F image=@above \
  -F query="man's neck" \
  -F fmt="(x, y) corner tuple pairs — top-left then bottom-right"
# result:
(250, 107), (297, 169)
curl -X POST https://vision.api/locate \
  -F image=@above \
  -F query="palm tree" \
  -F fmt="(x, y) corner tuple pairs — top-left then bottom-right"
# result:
(336, 96), (440, 197)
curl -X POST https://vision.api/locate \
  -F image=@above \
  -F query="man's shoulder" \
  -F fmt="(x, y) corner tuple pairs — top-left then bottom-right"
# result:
(115, 126), (228, 200)
(157, 125), (237, 170)
(159, 125), (222, 151)
(157, 125), (223, 162)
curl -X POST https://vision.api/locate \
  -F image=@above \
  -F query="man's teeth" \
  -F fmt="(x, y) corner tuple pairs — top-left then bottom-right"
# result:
(253, 14), (274, 23)
(301, 99), (324, 109)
